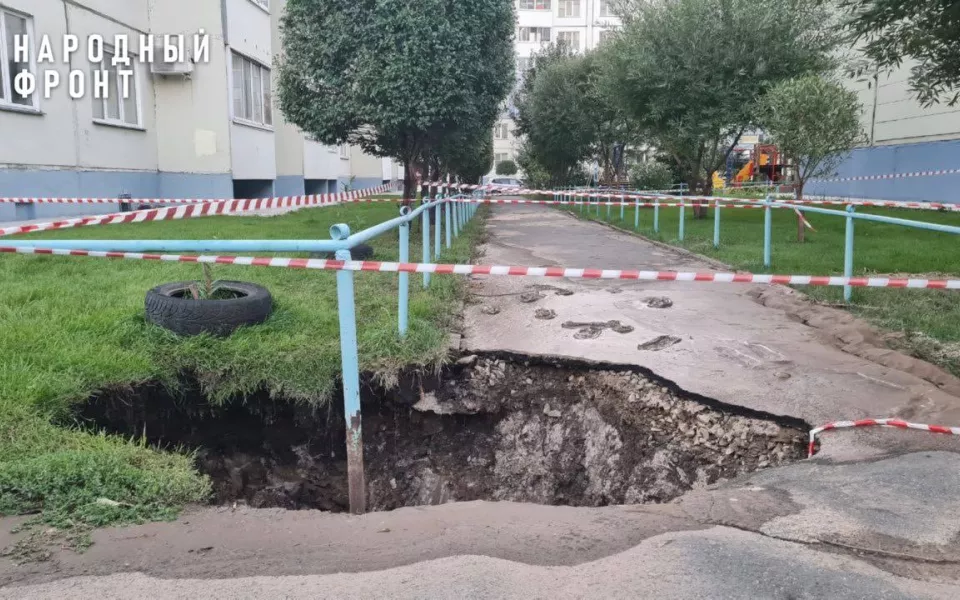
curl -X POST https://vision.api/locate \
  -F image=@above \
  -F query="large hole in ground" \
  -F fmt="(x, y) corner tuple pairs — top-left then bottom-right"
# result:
(76, 353), (810, 512)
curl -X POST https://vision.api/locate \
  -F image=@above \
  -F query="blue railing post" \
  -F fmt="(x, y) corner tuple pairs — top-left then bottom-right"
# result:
(763, 195), (772, 268)
(453, 200), (460, 238)
(654, 197), (660, 233)
(844, 204), (856, 302)
(330, 224), (365, 515)
(634, 198), (639, 230)
(422, 199), (431, 288)
(434, 197), (442, 259)
(445, 199), (452, 249)
(398, 206), (410, 336)
(713, 198), (721, 249)
(620, 196), (624, 221)
(678, 197), (685, 241)
(607, 199), (611, 221)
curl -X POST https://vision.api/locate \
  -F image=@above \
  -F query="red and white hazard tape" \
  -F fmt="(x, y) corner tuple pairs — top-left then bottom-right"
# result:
(3, 247), (960, 290)
(420, 182), (960, 212)
(808, 418), (960, 457)
(0, 184), (395, 206)
(0, 185), (394, 239)
(811, 167), (960, 184)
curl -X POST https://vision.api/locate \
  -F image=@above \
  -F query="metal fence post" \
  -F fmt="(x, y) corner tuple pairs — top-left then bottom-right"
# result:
(679, 197), (685, 241)
(619, 196), (624, 221)
(763, 195), (772, 268)
(330, 225), (365, 515)
(434, 196), (442, 259)
(844, 204), (856, 302)
(445, 199), (452, 249)
(634, 198), (639, 230)
(654, 197), (660, 233)
(422, 200), (431, 289)
(398, 207), (410, 336)
(713, 198), (721, 249)
(453, 200), (460, 238)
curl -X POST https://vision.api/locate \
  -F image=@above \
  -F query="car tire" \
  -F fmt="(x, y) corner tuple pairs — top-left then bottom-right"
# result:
(145, 281), (273, 337)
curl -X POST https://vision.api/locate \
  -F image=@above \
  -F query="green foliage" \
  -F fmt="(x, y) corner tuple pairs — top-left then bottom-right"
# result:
(436, 124), (495, 184)
(277, 0), (515, 197)
(629, 161), (675, 190)
(832, 0), (960, 107)
(601, 0), (837, 194)
(495, 160), (518, 176)
(761, 76), (866, 196)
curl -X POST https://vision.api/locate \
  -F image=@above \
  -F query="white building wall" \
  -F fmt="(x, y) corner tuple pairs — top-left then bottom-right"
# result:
(225, 0), (275, 181)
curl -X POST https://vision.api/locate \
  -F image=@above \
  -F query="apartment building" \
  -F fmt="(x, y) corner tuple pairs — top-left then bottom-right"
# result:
(490, 0), (621, 179)
(0, 0), (399, 223)
(805, 63), (960, 202)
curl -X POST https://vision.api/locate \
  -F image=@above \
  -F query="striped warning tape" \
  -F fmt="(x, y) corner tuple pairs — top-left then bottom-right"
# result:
(420, 183), (960, 212)
(0, 184), (395, 239)
(808, 418), (960, 457)
(0, 184), (395, 206)
(810, 167), (960, 184)
(3, 247), (960, 290)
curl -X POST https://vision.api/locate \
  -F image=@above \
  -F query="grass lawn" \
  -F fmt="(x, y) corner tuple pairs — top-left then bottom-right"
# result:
(0, 203), (483, 539)
(561, 201), (960, 377)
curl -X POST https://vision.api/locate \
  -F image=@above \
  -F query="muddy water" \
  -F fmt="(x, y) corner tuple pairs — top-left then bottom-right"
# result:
(76, 354), (809, 512)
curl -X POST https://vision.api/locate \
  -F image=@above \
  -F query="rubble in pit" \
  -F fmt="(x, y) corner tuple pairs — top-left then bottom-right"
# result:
(391, 356), (807, 507)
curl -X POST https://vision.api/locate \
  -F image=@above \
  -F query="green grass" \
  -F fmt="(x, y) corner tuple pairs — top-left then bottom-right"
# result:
(563, 201), (960, 377)
(0, 203), (483, 538)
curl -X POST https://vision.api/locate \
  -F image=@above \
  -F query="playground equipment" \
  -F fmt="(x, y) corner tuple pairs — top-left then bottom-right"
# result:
(714, 144), (788, 188)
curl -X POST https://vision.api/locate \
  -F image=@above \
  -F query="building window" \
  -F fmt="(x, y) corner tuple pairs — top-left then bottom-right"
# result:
(339, 144), (349, 159)
(599, 0), (614, 17)
(558, 0), (581, 18)
(232, 52), (273, 128)
(518, 27), (551, 43)
(599, 30), (614, 44)
(91, 47), (141, 127)
(557, 31), (581, 48)
(494, 122), (509, 140)
(0, 8), (37, 110)
(250, 0), (270, 10)
(495, 153), (510, 165)
(518, 0), (551, 9)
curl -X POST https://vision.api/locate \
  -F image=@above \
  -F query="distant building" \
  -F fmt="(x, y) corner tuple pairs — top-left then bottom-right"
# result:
(490, 0), (621, 180)
(0, 0), (401, 223)
(810, 64), (960, 202)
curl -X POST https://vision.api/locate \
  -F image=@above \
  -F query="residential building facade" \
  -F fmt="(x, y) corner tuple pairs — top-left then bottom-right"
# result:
(809, 63), (960, 202)
(490, 0), (621, 180)
(0, 0), (399, 223)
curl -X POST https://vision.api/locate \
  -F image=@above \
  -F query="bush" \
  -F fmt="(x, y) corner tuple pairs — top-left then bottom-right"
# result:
(495, 160), (518, 176)
(629, 161), (674, 191)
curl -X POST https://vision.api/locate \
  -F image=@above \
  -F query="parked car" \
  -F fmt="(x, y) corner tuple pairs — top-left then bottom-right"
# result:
(488, 177), (523, 195)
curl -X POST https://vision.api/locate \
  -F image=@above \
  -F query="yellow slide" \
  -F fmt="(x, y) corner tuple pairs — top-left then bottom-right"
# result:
(712, 171), (725, 190)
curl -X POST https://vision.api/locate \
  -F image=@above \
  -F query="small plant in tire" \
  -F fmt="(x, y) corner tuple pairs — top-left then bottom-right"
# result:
(145, 264), (274, 337)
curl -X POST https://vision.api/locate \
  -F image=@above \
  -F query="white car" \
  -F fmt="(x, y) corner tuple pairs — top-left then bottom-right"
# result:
(488, 178), (523, 195)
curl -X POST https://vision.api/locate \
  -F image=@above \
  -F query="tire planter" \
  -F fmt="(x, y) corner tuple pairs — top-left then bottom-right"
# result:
(145, 281), (273, 337)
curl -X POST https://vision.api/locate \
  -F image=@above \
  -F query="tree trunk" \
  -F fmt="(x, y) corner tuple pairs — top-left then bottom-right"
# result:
(692, 177), (712, 219)
(402, 158), (418, 207)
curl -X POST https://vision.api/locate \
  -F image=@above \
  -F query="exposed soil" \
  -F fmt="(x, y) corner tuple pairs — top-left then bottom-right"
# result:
(76, 354), (809, 513)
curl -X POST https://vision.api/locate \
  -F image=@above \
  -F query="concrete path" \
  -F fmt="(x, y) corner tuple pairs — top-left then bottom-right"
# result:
(461, 204), (960, 460)
(3, 452), (958, 598)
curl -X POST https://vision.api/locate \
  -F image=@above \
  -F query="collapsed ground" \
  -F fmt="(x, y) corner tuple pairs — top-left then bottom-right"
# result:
(560, 199), (960, 378)
(0, 203), (483, 533)
(78, 354), (807, 512)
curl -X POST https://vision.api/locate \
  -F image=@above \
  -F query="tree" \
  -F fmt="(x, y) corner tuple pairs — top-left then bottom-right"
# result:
(761, 75), (866, 240)
(629, 161), (675, 191)
(438, 127), (495, 184)
(601, 0), (837, 215)
(277, 0), (515, 201)
(831, 0), (960, 107)
(496, 160), (518, 176)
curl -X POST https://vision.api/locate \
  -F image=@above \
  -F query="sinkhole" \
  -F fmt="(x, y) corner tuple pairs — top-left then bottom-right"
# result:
(76, 353), (809, 512)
